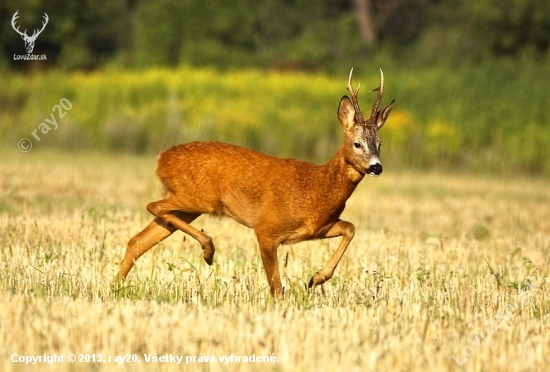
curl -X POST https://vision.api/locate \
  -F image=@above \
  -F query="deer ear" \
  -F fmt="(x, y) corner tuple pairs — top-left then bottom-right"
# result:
(376, 99), (394, 130)
(338, 96), (356, 132)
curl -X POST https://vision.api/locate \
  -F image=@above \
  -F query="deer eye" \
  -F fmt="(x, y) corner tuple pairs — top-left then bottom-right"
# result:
(353, 142), (361, 149)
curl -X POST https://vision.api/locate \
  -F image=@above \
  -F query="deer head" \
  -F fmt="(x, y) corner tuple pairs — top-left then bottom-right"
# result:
(11, 11), (49, 54)
(338, 68), (394, 177)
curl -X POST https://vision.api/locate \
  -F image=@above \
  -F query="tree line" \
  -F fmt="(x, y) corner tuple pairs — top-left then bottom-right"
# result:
(1, 0), (549, 72)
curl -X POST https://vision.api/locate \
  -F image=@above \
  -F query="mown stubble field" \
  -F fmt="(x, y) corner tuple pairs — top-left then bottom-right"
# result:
(0, 150), (549, 372)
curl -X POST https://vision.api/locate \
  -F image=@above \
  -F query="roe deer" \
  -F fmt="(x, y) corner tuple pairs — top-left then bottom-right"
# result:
(117, 69), (394, 297)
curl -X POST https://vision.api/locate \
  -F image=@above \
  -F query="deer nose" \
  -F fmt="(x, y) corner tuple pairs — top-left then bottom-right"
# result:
(366, 162), (382, 176)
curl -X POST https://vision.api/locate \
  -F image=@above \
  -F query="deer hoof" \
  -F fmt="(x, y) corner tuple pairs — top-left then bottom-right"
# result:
(204, 254), (214, 266)
(201, 235), (215, 265)
(308, 272), (326, 288)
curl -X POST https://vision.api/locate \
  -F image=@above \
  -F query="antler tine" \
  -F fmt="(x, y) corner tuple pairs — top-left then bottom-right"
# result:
(11, 11), (27, 37)
(346, 68), (365, 124)
(34, 13), (49, 37)
(369, 68), (385, 122)
(347, 68), (361, 96)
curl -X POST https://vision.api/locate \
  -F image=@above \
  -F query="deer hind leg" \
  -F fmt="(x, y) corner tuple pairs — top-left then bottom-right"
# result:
(257, 237), (283, 297)
(308, 220), (355, 288)
(117, 211), (201, 280)
(147, 199), (215, 265)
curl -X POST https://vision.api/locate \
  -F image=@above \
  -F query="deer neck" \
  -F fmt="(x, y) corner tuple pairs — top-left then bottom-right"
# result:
(318, 145), (364, 197)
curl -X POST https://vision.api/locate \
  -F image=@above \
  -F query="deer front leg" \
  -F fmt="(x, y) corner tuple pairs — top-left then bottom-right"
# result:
(308, 220), (355, 288)
(257, 237), (283, 297)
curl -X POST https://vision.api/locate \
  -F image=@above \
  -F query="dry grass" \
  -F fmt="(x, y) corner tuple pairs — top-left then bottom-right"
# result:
(0, 149), (549, 371)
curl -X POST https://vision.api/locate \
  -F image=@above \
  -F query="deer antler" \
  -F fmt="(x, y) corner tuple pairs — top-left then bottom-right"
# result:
(11, 11), (48, 40)
(369, 69), (385, 123)
(11, 11), (27, 38)
(347, 68), (366, 125)
(31, 13), (49, 39)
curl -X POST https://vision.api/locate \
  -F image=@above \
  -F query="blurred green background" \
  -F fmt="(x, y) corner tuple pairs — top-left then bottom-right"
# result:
(1, 0), (549, 175)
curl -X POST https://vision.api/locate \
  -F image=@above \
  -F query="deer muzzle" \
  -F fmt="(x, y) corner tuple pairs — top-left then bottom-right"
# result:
(366, 159), (382, 176)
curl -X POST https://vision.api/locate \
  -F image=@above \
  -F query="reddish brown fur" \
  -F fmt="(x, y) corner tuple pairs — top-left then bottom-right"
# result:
(156, 142), (357, 241)
(117, 70), (394, 297)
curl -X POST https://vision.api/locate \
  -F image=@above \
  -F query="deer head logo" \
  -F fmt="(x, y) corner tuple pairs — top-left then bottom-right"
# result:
(11, 11), (49, 54)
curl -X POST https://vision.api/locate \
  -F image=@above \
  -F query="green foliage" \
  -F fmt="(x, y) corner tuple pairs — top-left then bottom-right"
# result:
(408, 0), (550, 64)
(3, 0), (549, 71)
(473, 225), (491, 241)
(131, 0), (361, 71)
(2, 63), (550, 175)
